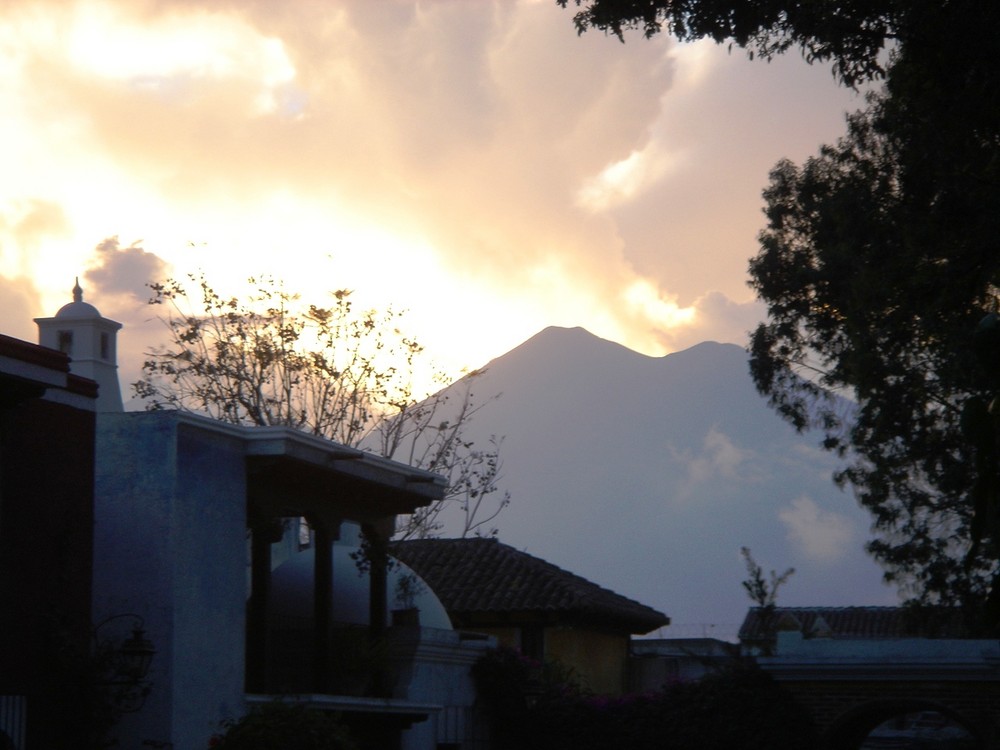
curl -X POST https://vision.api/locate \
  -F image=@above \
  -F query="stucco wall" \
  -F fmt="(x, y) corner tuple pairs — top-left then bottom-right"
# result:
(94, 412), (248, 750)
(547, 627), (629, 696)
(393, 627), (496, 750)
(454, 624), (629, 695)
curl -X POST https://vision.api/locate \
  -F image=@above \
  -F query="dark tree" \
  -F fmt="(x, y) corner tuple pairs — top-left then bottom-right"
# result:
(558, 0), (903, 86)
(746, 1), (1000, 624)
(562, 0), (1000, 626)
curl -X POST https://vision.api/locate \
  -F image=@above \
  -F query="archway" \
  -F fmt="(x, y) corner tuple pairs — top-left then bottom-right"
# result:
(827, 698), (981, 750)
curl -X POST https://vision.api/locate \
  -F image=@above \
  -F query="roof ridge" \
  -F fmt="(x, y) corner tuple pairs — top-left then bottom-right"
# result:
(771, 605), (904, 610)
(390, 537), (668, 633)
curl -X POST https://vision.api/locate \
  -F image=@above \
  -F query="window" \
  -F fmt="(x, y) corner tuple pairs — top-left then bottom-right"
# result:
(58, 331), (73, 355)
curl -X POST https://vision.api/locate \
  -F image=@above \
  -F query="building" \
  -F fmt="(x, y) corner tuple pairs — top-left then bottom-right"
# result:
(1, 285), (494, 750)
(628, 637), (738, 690)
(392, 537), (670, 695)
(738, 607), (997, 748)
(738, 605), (968, 656)
(34, 278), (123, 412)
(0, 333), (99, 749)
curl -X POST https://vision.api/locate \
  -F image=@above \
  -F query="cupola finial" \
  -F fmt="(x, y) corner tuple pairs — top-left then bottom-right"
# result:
(72, 277), (83, 303)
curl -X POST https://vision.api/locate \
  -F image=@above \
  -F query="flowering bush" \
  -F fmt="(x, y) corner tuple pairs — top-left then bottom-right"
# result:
(472, 649), (815, 750)
(531, 665), (816, 750)
(470, 647), (537, 749)
(208, 702), (357, 750)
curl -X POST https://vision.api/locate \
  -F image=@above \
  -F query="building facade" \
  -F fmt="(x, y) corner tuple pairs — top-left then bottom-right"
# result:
(0, 334), (99, 749)
(2, 287), (493, 750)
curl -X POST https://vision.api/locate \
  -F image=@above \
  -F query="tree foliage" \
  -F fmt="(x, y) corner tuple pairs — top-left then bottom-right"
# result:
(563, 0), (1000, 624)
(558, 0), (904, 86)
(745, 8), (1000, 622)
(134, 274), (509, 539)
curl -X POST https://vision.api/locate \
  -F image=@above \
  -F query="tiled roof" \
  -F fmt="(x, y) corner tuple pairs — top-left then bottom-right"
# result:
(390, 538), (669, 635)
(738, 606), (967, 641)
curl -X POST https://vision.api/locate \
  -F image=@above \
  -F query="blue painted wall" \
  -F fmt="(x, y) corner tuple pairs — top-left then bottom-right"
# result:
(93, 412), (247, 750)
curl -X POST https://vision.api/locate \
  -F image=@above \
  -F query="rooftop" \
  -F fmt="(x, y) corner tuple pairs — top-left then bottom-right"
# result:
(738, 606), (968, 642)
(391, 537), (669, 635)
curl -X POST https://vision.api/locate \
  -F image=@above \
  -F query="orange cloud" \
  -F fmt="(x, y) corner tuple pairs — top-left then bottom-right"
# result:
(1, 0), (863, 375)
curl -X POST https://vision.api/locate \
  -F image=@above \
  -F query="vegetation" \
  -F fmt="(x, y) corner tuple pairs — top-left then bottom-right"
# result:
(562, 0), (1000, 627)
(747, 6), (1000, 624)
(393, 571), (426, 610)
(134, 274), (509, 539)
(208, 702), (357, 750)
(559, 0), (900, 86)
(472, 646), (816, 750)
(740, 547), (794, 656)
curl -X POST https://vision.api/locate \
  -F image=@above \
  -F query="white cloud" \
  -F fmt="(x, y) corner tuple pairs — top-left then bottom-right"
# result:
(576, 145), (680, 211)
(653, 291), (766, 352)
(67, 3), (296, 115)
(85, 235), (169, 303)
(779, 495), (857, 562)
(672, 427), (749, 500)
(623, 279), (696, 330)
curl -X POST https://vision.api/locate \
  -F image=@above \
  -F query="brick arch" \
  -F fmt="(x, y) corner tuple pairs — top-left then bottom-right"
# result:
(825, 697), (984, 750)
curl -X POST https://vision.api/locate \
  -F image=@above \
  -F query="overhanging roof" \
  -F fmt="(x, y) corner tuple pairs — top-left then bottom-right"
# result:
(138, 411), (447, 521)
(392, 538), (669, 635)
(0, 333), (99, 405)
(243, 426), (447, 519)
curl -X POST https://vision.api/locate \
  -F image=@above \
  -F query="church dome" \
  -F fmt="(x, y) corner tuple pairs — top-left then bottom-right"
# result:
(269, 544), (453, 629)
(55, 278), (101, 319)
(55, 300), (101, 319)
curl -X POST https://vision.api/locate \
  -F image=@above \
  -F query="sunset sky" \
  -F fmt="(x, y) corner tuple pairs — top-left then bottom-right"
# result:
(0, 0), (864, 387)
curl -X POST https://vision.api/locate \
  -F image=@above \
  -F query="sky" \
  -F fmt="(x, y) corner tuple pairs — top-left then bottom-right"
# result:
(0, 0), (865, 389)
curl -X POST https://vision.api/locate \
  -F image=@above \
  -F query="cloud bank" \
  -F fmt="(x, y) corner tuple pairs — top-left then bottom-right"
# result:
(1, 0), (862, 377)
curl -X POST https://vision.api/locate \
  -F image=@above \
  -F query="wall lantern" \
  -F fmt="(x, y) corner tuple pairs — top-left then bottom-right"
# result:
(93, 614), (156, 713)
(118, 624), (156, 681)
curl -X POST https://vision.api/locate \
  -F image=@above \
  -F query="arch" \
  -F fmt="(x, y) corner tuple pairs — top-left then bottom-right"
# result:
(826, 697), (984, 750)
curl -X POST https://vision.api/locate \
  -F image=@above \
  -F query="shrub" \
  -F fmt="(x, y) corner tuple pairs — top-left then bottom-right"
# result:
(470, 647), (537, 749)
(472, 648), (816, 750)
(208, 702), (357, 750)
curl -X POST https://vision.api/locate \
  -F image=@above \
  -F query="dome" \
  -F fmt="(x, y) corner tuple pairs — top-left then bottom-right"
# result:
(269, 544), (453, 629)
(55, 300), (102, 319)
(55, 278), (101, 319)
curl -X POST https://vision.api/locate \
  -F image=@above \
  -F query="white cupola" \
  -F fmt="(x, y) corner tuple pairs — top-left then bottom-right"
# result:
(35, 278), (124, 411)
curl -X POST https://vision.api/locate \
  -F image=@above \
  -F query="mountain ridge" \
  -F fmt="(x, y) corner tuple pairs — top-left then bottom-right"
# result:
(435, 326), (895, 632)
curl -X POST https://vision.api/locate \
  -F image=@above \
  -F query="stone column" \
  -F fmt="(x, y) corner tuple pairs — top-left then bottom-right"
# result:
(246, 518), (281, 692)
(310, 515), (340, 693)
(362, 518), (395, 697)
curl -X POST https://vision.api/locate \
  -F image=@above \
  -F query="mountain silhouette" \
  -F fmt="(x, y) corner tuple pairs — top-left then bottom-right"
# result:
(431, 326), (895, 636)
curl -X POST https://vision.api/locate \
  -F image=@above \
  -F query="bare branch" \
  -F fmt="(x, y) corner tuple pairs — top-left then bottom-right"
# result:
(134, 274), (509, 539)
